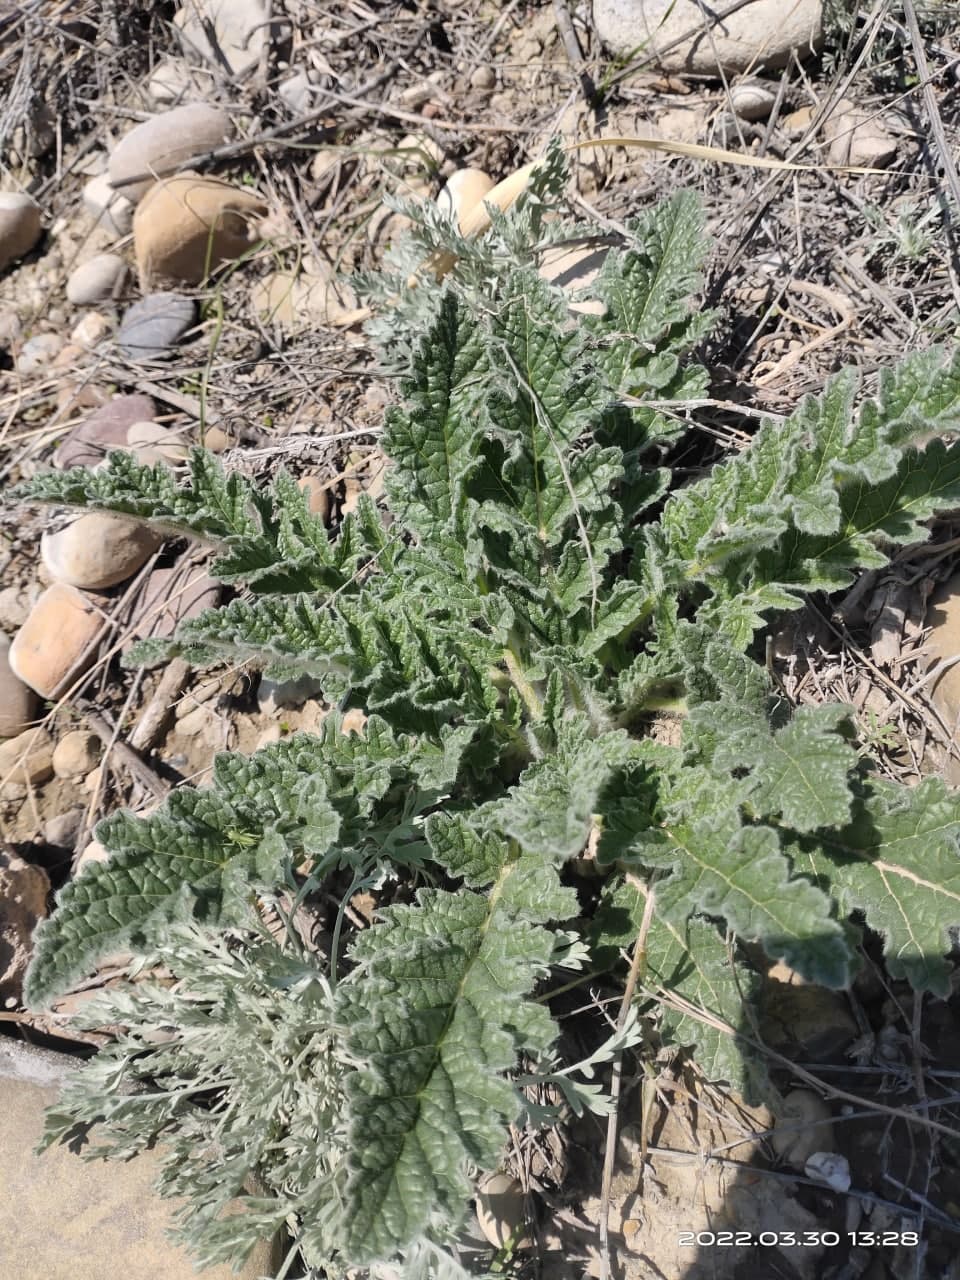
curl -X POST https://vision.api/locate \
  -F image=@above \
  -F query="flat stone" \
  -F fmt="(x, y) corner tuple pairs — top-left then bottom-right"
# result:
(174, 0), (278, 80)
(539, 243), (609, 317)
(109, 104), (234, 203)
(823, 99), (898, 168)
(0, 1039), (277, 1280)
(41, 513), (161, 591)
(52, 730), (100, 780)
(0, 633), (38, 738)
(54, 394), (155, 469)
(0, 852), (49, 1001)
(593, 0), (823, 74)
(117, 293), (196, 360)
(134, 174), (265, 287)
(66, 253), (127, 306)
(0, 192), (42, 273)
(9, 583), (106, 699)
(258, 672), (327, 715)
(251, 264), (357, 330)
(82, 172), (134, 237)
(135, 564), (220, 640)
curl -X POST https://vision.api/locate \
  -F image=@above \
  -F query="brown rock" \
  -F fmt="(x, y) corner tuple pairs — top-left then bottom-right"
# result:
(109, 104), (234, 202)
(0, 193), (42, 273)
(54, 394), (155, 469)
(771, 1089), (835, 1169)
(539, 243), (609, 317)
(760, 961), (857, 1059)
(0, 851), (49, 1002)
(436, 168), (495, 232)
(9, 583), (106, 699)
(475, 1172), (529, 1249)
(41, 514), (161, 591)
(134, 174), (265, 287)
(135, 564), (220, 640)
(0, 1039), (278, 1279)
(52, 730), (100, 780)
(251, 264), (358, 330)
(824, 99), (898, 168)
(126, 421), (190, 466)
(297, 474), (330, 523)
(0, 634), (38, 738)
(0, 729), (54, 799)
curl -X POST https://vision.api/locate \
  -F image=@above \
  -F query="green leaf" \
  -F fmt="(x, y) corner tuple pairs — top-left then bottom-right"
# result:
(793, 776), (960, 996)
(337, 844), (577, 1262)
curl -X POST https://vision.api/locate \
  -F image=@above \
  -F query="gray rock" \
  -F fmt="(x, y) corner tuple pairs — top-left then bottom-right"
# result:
(117, 293), (196, 359)
(0, 1038), (278, 1279)
(0, 583), (39, 632)
(54, 393), (155, 468)
(0, 852), (49, 1002)
(174, 0), (279, 80)
(82, 172), (134, 236)
(279, 68), (318, 114)
(0, 728), (54, 799)
(0, 634), (38, 738)
(0, 193), (42, 273)
(593, 0), (823, 74)
(66, 253), (127, 305)
(730, 81), (778, 121)
(146, 57), (193, 105)
(43, 808), (84, 849)
(136, 564), (220, 640)
(15, 332), (63, 375)
(109, 104), (234, 202)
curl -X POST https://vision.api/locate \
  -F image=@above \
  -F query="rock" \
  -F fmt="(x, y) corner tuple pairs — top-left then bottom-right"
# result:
(109, 104), (234, 203)
(279, 68), (317, 114)
(9, 584), (106, 699)
(0, 729), (54, 799)
(66, 253), (127, 305)
(133, 175), (265, 287)
(43, 809), (84, 849)
(52, 730), (100, 780)
(0, 193), (42, 273)
(117, 293), (197, 359)
(0, 584), (39, 633)
(70, 311), (113, 349)
(175, 703), (214, 739)
(760, 959), (857, 1059)
(41, 514), (161, 591)
(0, 1038), (278, 1279)
(76, 838), (109, 869)
(539, 243), (609, 317)
(297, 474), (330, 523)
(436, 168), (495, 232)
(146, 58), (192, 105)
(823, 100), (898, 168)
(771, 1089), (835, 1168)
(54, 394), (155, 468)
(15, 332), (63, 375)
(475, 1172), (527, 1250)
(730, 80), (778, 121)
(83, 765), (104, 794)
(202, 425), (233, 452)
(82, 172), (134, 236)
(251, 264), (358, 330)
(470, 64), (497, 91)
(256, 723), (282, 749)
(174, 0), (278, 80)
(923, 574), (960, 783)
(804, 1150), (850, 1192)
(258, 673), (326, 714)
(340, 708), (367, 736)
(127, 421), (190, 466)
(0, 634), (38, 738)
(593, 0), (823, 74)
(137, 564), (221, 642)
(0, 852), (49, 1001)
(784, 104), (815, 134)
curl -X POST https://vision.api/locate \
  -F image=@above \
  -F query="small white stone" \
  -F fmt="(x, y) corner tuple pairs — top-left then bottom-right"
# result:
(66, 253), (127, 306)
(15, 333), (62, 375)
(41, 513), (161, 591)
(475, 1172), (528, 1250)
(804, 1151), (851, 1192)
(82, 172), (134, 236)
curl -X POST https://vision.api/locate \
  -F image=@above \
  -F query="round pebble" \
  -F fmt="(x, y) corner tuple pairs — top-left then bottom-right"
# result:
(117, 293), (196, 360)
(41, 513), (162, 590)
(52, 730), (100, 779)
(66, 253), (127, 306)
(0, 193), (42, 273)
